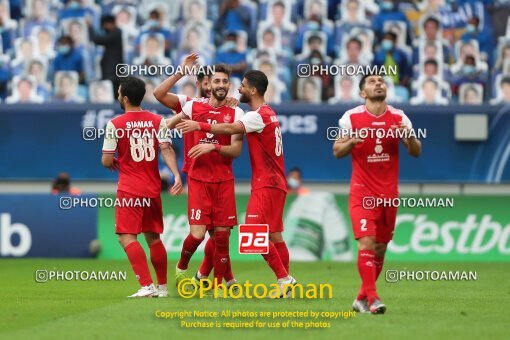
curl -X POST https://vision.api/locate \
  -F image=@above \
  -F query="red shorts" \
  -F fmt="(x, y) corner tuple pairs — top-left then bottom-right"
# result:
(348, 193), (398, 243)
(187, 178), (237, 227)
(115, 190), (164, 234)
(245, 188), (287, 232)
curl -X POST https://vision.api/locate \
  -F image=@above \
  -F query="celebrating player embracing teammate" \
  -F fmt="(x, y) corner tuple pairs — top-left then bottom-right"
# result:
(102, 77), (183, 298)
(153, 55), (239, 288)
(177, 70), (296, 295)
(333, 74), (422, 313)
(166, 64), (244, 289)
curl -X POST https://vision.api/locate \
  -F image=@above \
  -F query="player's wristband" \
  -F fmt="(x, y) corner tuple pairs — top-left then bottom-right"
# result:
(214, 144), (222, 152)
(199, 122), (212, 132)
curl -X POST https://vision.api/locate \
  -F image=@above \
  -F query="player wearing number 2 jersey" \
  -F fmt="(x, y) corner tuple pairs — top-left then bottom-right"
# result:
(177, 70), (296, 297)
(102, 77), (183, 298)
(333, 74), (421, 314)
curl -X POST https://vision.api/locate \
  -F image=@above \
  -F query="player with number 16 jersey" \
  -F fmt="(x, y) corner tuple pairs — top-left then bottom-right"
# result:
(176, 70), (296, 294)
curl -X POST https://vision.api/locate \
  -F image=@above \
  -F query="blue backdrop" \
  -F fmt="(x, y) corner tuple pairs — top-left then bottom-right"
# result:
(1, 103), (509, 182)
(0, 195), (96, 257)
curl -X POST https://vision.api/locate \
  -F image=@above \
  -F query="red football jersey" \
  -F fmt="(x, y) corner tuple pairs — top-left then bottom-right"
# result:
(174, 94), (193, 173)
(238, 104), (287, 192)
(182, 98), (244, 182)
(102, 110), (171, 197)
(339, 104), (413, 198)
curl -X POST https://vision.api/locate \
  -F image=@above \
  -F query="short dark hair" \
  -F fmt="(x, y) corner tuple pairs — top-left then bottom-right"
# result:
(196, 68), (212, 82)
(308, 34), (322, 44)
(501, 76), (510, 86)
(346, 37), (362, 49)
(244, 70), (268, 96)
(384, 31), (397, 41)
(212, 63), (231, 78)
(58, 35), (73, 46)
(119, 76), (146, 106)
(359, 73), (382, 91)
(424, 17), (440, 28)
(424, 59), (438, 68)
(288, 167), (302, 177)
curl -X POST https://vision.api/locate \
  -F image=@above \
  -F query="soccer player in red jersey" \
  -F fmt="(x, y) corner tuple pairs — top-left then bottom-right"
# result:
(154, 54), (239, 288)
(167, 64), (244, 288)
(177, 70), (296, 294)
(102, 77), (183, 298)
(333, 74), (422, 314)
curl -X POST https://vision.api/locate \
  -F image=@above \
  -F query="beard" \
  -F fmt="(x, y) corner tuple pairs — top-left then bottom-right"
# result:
(212, 88), (227, 101)
(200, 88), (211, 98)
(370, 89), (386, 101)
(239, 93), (250, 103)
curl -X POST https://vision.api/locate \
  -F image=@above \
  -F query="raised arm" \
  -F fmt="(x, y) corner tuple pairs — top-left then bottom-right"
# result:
(159, 143), (183, 195)
(153, 53), (198, 109)
(166, 112), (187, 129)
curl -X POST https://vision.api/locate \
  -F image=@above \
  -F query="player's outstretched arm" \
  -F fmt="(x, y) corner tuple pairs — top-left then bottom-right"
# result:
(188, 134), (243, 159)
(153, 53), (199, 109)
(160, 143), (184, 195)
(333, 137), (363, 158)
(176, 120), (244, 135)
(166, 113), (187, 130)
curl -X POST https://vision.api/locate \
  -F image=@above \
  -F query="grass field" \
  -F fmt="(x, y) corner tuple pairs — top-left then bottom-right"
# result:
(0, 259), (508, 339)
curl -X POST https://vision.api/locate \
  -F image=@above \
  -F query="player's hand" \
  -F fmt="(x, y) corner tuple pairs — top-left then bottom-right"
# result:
(188, 144), (215, 158)
(176, 120), (200, 133)
(180, 53), (199, 74)
(170, 176), (184, 195)
(391, 123), (413, 140)
(349, 138), (364, 145)
(108, 158), (120, 172)
(225, 97), (239, 107)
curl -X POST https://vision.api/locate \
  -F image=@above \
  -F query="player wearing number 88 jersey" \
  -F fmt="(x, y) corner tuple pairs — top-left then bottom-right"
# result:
(102, 77), (183, 298)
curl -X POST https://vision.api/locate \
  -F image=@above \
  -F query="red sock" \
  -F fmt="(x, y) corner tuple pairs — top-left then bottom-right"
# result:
(375, 256), (385, 280)
(357, 250), (378, 305)
(274, 241), (290, 274)
(149, 239), (167, 285)
(213, 231), (230, 285)
(262, 242), (288, 280)
(198, 237), (214, 277)
(177, 233), (204, 270)
(224, 258), (234, 282)
(357, 255), (385, 300)
(124, 241), (153, 286)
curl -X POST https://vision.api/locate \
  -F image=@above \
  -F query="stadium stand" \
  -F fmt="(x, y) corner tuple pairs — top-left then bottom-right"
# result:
(0, 0), (508, 105)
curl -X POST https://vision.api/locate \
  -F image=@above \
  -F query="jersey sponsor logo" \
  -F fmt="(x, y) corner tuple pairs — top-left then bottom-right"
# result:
(238, 224), (269, 254)
(367, 153), (390, 162)
(208, 110), (221, 115)
(372, 121), (386, 126)
(126, 121), (154, 129)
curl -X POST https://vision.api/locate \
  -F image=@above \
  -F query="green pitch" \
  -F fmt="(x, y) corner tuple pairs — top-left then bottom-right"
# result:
(0, 259), (508, 339)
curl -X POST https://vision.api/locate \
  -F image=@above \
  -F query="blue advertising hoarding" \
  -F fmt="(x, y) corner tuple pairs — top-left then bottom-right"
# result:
(0, 103), (509, 182)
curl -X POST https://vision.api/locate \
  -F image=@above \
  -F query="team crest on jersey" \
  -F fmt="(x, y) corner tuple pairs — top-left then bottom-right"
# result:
(223, 113), (232, 123)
